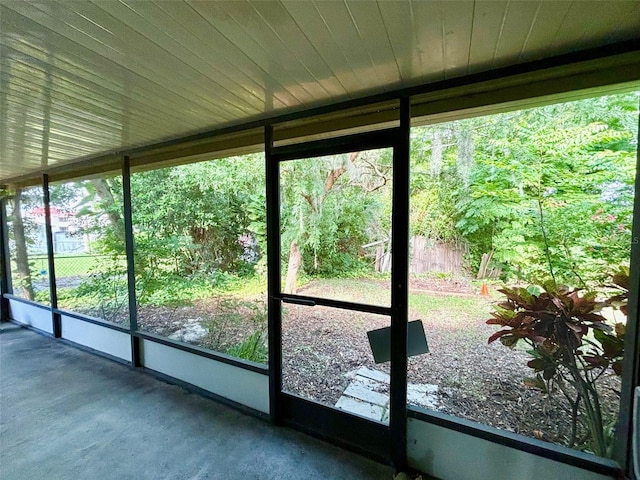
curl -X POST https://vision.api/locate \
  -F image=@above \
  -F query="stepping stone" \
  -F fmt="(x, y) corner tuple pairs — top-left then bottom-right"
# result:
(407, 383), (439, 409)
(408, 383), (438, 394)
(337, 366), (439, 420)
(355, 366), (390, 383)
(335, 396), (385, 421)
(344, 377), (389, 407)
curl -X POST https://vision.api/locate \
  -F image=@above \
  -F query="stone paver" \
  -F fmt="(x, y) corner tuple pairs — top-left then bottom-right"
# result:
(335, 396), (385, 421)
(354, 366), (390, 383)
(407, 383), (439, 410)
(343, 377), (388, 407)
(335, 367), (440, 422)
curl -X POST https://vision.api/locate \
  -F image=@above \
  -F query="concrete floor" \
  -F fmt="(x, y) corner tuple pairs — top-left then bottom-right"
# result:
(0, 325), (393, 480)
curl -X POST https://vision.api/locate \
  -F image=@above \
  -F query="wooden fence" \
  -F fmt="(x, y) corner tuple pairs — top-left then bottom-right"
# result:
(409, 236), (467, 274)
(370, 236), (467, 274)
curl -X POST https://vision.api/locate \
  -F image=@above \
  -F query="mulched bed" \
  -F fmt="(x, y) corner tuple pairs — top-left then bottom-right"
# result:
(137, 296), (268, 354)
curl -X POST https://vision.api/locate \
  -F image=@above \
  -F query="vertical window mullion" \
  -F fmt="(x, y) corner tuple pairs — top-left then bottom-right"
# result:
(0, 196), (10, 321)
(43, 174), (60, 337)
(390, 97), (411, 471)
(266, 124), (282, 423)
(122, 155), (141, 367)
(617, 106), (640, 475)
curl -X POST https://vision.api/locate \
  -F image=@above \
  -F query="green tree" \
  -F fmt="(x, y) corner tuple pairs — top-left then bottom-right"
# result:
(279, 149), (391, 292)
(454, 94), (637, 285)
(410, 124), (464, 243)
(8, 188), (35, 300)
(129, 155), (266, 301)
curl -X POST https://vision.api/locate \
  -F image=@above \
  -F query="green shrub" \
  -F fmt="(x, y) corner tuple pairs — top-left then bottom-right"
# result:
(226, 331), (267, 363)
(487, 270), (627, 457)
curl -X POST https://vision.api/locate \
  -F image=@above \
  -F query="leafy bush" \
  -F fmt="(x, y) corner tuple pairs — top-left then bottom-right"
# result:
(487, 271), (627, 457)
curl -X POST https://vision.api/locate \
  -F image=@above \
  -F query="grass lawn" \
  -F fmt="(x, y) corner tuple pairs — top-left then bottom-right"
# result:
(409, 293), (490, 330)
(295, 276), (392, 305)
(293, 276), (491, 328)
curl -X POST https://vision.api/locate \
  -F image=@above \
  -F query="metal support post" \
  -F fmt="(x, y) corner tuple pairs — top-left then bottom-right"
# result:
(0, 196), (10, 322)
(122, 156), (141, 367)
(43, 174), (61, 337)
(266, 125), (282, 423)
(390, 97), (410, 472)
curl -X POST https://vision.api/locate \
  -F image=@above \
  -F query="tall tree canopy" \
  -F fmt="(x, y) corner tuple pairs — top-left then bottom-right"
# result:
(454, 94), (637, 286)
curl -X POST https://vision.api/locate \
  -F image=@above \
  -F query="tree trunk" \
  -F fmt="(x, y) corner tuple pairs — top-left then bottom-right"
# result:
(375, 245), (383, 272)
(456, 125), (474, 186)
(430, 128), (443, 176)
(90, 178), (125, 241)
(284, 241), (301, 294)
(11, 189), (35, 300)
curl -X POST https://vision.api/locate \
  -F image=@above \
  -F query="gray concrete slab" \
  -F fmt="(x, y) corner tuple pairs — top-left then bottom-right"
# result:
(0, 326), (392, 480)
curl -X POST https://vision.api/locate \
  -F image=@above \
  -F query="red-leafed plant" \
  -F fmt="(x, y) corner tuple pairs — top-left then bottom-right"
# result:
(487, 269), (628, 457)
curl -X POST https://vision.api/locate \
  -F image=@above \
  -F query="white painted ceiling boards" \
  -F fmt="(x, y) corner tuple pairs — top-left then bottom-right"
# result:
(1, 1), (639, 182)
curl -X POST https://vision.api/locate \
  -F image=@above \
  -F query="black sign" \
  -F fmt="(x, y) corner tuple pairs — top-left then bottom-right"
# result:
(367, 319), (429, 364)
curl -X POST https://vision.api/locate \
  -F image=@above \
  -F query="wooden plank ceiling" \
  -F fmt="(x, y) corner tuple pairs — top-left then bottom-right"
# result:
(1, 0), (639, 182)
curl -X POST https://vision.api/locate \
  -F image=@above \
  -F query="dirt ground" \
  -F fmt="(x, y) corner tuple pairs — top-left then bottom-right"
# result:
(135, 275), (621, 453)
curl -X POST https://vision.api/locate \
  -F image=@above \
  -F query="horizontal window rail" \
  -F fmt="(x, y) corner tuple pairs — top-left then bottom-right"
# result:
(54, 308), (130, 334)
(274, 294), (392, 316)
(272, 128), (402, 161)
(4, 294), (51, 311)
